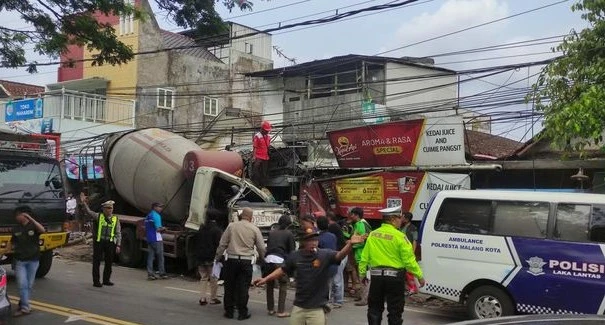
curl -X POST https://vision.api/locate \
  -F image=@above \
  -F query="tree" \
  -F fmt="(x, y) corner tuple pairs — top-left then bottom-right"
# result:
(529, 0), (605, 151)
(0, 0), (257, 72)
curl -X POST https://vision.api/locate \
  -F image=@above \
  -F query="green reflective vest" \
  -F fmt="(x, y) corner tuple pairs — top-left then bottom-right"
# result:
(358, 223), (423, 280)
(96, 214), (117, 243)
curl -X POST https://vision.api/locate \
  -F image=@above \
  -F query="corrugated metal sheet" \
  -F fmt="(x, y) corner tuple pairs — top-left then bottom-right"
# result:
(245, 54), (456, 78)
(161, 30), (222, 63)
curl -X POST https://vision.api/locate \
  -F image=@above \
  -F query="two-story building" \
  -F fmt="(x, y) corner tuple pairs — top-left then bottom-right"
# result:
(54, 0), (274, 150)
(246, 54), (462, 166)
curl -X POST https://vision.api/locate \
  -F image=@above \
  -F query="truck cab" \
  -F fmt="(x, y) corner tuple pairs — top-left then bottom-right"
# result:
(0, 132), (69, 277)
(186, 167), (286, 237)
(120, 166), (287, 269)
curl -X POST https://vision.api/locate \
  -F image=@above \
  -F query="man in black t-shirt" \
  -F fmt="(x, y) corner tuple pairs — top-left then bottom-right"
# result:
(254, 227), (364, 325)
(10, 206), (46, 317)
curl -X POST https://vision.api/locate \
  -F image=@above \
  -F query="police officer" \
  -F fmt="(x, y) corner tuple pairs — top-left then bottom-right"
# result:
(215, 207), (265, 320)
(358, 206), (424, 325)
(80, 194), (122, 287)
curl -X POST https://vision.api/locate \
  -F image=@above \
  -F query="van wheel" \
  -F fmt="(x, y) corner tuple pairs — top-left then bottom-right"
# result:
(119, 228), (142, 267)
(467, 285), (514, 319)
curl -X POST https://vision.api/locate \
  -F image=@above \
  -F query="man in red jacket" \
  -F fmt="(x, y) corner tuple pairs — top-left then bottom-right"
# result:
(252, 120), (271, 188)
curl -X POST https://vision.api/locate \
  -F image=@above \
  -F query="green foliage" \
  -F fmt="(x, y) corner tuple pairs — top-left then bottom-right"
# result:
(0, 0), (257, 71)
(528, 0), (605, 152)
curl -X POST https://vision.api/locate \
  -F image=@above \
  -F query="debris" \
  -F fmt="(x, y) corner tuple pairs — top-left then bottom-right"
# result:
(55, 242), (93, 263)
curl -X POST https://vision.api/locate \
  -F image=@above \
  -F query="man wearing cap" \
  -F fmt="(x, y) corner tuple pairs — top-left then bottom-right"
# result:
(80, 193), (122, 287)
(359, 206), (425, 325)
(252, 120), (272, 188)
(215, 207), (265, 320)
(253, 228), (364, 325)
(145, 202), (167, 280)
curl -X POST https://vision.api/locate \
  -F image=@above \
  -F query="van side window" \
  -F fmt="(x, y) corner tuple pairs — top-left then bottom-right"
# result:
(435, 199), (491, 234)
(590, 205), (605, 243)
(555, 204), (591, 242)
(493, 201), (549, 238)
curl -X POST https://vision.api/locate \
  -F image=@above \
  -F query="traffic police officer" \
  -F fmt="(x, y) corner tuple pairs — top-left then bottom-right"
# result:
(358, 206), (425, 325)
(80, 194), (122, 287)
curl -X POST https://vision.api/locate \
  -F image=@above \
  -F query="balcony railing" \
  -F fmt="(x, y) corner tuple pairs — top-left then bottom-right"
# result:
(42, 89), (135, 126)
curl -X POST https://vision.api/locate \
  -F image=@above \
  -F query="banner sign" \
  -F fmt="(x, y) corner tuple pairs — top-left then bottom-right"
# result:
(335, 176), (384, 204)
(361, 100), (388, 125)
(40, 118), (53, 134)
(4, 98), (44, 122)
(65, 155), (105, 180)
(300, 172), (470, 221)
(327, 117), (466, 168)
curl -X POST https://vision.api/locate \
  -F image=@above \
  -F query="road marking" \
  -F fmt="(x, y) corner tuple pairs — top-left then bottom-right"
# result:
(164, 286), (198, 294)
(9, 296), (140, 325)
(405, 306), (454, 316)
(66, 315), (89, 323)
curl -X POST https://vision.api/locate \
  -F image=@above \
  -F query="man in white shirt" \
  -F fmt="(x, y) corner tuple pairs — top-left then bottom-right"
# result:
(66, 193), (77, 219)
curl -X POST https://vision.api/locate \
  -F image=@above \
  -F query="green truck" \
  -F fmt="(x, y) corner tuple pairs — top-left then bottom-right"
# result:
(0, 129), (69, 277)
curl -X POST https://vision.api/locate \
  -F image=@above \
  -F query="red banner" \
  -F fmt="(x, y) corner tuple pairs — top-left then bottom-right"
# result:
(327, 119), (423, 168)
(300, 171), (423, 220)
(299, 171), (470, 220)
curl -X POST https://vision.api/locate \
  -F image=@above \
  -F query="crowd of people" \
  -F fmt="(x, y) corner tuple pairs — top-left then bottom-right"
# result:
(52, 182), (422, 325)
(188, 203), (424, 325)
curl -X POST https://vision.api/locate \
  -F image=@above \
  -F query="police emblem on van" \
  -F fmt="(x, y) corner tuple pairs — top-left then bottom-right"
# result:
(526, 256), (547, 276)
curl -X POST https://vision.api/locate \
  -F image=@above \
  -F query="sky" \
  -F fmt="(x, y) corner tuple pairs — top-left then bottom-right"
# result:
(0, 0), (588, 141)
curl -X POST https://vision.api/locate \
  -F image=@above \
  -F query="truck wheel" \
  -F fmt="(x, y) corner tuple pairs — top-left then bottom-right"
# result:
(36, 250), (53, 278)
(467, 285), (514, 319)
(119, 228), (142, 267)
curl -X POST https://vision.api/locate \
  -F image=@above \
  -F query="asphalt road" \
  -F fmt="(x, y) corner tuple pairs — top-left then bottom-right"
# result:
(5, 258), (465, 325)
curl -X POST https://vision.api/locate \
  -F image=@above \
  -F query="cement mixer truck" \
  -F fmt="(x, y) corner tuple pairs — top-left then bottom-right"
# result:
(73, 128), (286, 268)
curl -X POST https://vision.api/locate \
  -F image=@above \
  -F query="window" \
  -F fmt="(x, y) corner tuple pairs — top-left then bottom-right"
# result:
(245, 42), (253, 54)
(204, 97), (219, 116)
(0, 158), (63, 199)
(435, 198), (492, 234)
(309, 75), (334, 99)
(307, 70), (361, 98)
(493, 201), (549, 238)
(555, 203), (591, 242)
(157, 88), (174, 109)
(590, 205), (605, 242)
(119, 0), (135, 35)
(336, 71), (358, 95)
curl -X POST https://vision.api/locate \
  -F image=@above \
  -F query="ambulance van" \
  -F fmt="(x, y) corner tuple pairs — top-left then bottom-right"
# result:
(418, 190), (605, 319)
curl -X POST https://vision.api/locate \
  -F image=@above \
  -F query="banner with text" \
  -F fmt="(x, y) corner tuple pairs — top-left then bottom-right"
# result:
(300, 172), (470, 221)
(327, 116), (466, 168)
(5, 98), (44, 122)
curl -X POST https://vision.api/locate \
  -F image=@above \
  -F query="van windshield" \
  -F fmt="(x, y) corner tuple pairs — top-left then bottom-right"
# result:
(0, 158), (63, 199)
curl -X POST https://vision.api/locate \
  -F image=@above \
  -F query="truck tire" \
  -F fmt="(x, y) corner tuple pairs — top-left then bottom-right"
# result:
(119, 227), (142, 267)
(467, 285), (514, 319)
(36, 250), (53, 278)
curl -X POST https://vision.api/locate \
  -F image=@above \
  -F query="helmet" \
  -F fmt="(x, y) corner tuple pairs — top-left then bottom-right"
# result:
(261, 120), (272, 132)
